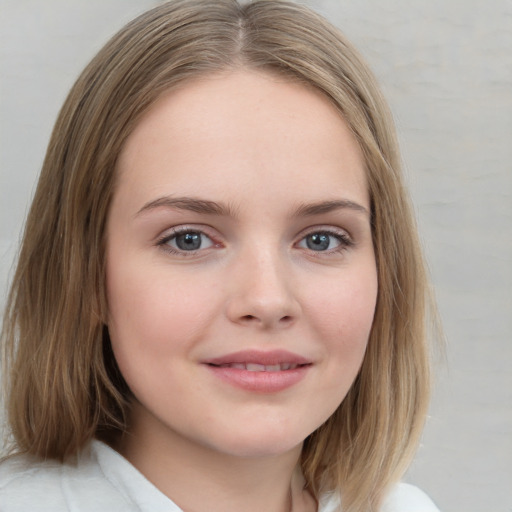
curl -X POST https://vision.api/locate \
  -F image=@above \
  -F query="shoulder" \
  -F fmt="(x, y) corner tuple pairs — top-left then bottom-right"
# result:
(0, 453), (68, 510)
(381, 483), (440, 512)
(0, 443), (135, 512)
(319, 482), (440, 512)
(0, 453), (63, 510)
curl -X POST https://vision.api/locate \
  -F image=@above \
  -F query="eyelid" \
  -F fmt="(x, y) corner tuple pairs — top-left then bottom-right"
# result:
(154, 223), (355, 258)
(294, 225), (355, 253)
(156, 224), (222, 255)
(297, 224), (353, 240)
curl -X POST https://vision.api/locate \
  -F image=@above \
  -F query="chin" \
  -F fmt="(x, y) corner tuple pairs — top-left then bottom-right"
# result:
(216, 439), (303, 459)
(201, 422), (310, 459)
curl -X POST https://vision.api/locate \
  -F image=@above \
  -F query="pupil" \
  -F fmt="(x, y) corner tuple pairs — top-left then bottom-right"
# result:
(176, 232), (201, 250)
(307, 233), (329, 251)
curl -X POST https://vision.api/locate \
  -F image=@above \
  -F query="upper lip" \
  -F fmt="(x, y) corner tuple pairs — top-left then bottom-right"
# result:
(203, 349), (311, 367)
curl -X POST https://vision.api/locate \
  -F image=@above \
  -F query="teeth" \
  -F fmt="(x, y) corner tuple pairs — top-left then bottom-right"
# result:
(246, 363), (266, 372)
(217, 363), (299, 371)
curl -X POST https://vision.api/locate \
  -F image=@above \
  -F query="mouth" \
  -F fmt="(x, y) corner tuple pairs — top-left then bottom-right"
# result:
(207, 362), (307, 372)
(204, 349), (311, 369)
(203, 350), (312, 392)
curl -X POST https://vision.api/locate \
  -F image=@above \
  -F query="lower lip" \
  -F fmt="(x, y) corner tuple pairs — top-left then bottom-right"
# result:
(205, 365), (310, 393)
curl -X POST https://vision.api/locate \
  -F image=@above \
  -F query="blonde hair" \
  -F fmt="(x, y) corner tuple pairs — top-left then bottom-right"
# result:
(1, 1), (433, 510)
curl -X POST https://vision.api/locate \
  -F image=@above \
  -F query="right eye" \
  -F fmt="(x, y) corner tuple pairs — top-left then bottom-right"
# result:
(158, 229), (215, 255)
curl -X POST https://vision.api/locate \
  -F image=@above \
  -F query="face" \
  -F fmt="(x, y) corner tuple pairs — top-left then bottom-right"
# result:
(106, 70), (377, 459)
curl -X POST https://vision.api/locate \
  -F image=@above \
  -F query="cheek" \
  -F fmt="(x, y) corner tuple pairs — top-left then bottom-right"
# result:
(106, 264), (219, 361)
(106, 270), (220, 405)
(293, 269), (377, 430)
(306, 269), (378, 362)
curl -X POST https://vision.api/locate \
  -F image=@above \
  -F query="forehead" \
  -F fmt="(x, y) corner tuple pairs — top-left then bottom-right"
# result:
(115, 70), (368, 213)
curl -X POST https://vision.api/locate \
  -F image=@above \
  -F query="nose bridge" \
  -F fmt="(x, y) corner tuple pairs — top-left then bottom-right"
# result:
(226, 239), (300, 327)
(249, 244), (287, 293)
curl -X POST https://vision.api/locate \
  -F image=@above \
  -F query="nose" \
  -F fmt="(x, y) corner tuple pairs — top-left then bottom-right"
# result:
(225, 247), (301, 329)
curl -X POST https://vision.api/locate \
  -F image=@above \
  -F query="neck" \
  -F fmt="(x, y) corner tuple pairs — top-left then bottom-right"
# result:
(114, 405), (316, 512)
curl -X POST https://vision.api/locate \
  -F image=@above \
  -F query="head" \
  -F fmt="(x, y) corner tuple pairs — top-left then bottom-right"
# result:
(2, 1), (431, 511)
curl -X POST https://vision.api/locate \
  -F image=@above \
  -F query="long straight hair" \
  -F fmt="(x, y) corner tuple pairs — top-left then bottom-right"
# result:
(1, 2), (433, 511)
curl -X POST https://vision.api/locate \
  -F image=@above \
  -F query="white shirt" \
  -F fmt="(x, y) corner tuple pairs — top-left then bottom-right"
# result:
(0, 440), (440, 511)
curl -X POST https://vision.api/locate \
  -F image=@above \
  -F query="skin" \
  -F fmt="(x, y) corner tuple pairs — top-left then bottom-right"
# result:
(105, 70), (378, 512)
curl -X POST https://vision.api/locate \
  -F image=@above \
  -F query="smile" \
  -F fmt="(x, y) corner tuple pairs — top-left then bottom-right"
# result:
(203, 350), (312, 392)
(209, 362), (303, 371)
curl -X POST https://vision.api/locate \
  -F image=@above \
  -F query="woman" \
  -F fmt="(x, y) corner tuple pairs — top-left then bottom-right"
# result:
(1, 1), (440, 511)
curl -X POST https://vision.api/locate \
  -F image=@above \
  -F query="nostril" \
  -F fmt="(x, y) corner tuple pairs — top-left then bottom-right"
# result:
(232, 309), (297, 327)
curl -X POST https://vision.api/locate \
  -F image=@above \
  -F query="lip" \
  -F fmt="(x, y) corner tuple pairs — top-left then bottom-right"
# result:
(203, 350), (312, 393)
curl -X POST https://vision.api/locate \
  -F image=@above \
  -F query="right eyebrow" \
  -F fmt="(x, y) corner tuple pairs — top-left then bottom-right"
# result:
(135, 196), (237, 218)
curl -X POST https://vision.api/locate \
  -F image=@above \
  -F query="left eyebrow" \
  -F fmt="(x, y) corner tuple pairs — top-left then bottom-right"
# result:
(292, 199), (369, 217)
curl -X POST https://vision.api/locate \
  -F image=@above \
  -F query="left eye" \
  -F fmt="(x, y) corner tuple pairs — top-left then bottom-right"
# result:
(163, 231), (214, 252)
(297, 232), (344, 252)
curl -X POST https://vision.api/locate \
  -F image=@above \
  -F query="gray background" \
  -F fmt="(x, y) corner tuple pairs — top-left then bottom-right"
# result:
(1, 1), (511, 511)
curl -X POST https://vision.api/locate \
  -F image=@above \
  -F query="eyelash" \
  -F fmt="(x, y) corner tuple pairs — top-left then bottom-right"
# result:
(156, 226), (219, 256)
(156, 226), (354, 256)
(297, 229), (354, 255)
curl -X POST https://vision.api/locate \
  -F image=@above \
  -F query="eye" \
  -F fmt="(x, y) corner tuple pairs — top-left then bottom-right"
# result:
(158, 229), (215, 254)
(297, 230), (352, 252)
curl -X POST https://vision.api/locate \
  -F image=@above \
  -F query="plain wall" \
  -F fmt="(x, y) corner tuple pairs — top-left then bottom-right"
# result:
(1, 1), (511, 511)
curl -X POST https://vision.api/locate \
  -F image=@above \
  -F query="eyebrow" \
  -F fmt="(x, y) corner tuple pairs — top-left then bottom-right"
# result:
(135, 196), (237, 217)
(293, 199), (369, 217)
(135, 196), (369, 219)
